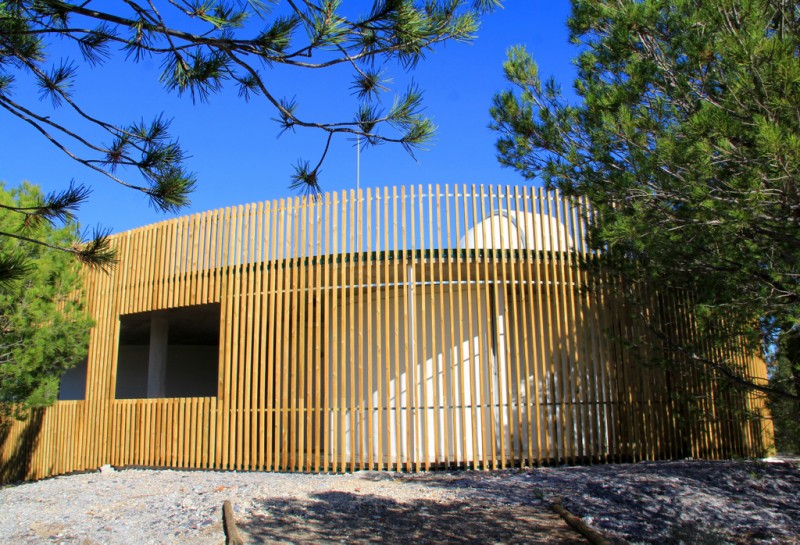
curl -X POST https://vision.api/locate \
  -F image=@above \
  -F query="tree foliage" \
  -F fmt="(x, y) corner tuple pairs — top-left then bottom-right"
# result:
(0, 182), (93, 417)
(0, 0), (500, 271)
(490, 0), (799, 405)
(768, 324), (800, 452)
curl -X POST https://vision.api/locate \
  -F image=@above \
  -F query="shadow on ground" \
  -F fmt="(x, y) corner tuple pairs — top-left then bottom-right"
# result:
(238, 490), (586, 544)
(399, 461), (800, 544)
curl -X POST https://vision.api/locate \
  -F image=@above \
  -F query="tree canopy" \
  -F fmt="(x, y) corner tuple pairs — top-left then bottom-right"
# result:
(490, 0), (799, 403)
(0, 182), (92, 417)
(0, 0), (500, 277)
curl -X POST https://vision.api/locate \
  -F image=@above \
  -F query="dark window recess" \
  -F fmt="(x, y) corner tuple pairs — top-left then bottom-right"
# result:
(58, 358), (88, 400)
(115, 303), (220, 399)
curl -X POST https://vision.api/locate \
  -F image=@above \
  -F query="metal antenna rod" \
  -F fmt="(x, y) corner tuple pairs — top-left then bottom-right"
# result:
(356, 134), (361, 252)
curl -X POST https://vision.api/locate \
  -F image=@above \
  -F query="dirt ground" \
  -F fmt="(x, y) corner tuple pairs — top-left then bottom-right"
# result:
(2, 459), (797, 544)
(240, 492), (587, 545)
(235, 459), (800, 545)
(238, 483), (585, 544)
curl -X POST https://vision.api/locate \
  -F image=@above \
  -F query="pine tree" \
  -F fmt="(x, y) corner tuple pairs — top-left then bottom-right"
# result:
(490, 0), (800, 405)
(0, 182), (93, 416)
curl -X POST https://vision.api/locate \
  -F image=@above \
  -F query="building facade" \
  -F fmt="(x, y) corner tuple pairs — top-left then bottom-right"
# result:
(0, 185), (772, 482)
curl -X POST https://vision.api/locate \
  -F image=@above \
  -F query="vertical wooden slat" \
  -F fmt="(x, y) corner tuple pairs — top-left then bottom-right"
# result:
(578, 199), (598, 461)
(365, 188), (375, 469)
(254, 202), (266, 470)
(242, 204), (255, 470)
(314, 197), (325, 472)
(338, 190), (348, 471)
(235, 205), (250, 469)
(169, 218), (182, 307)
(470, 185), (488, 469)
(563, 195), (587, 461)
(265, 200), (281, 470)
(461, 185), (479, 467)
(480, 185), (500, 469)
(218, 207), (233, 469)
(247, 204), (262, 468)
(183, 400), (191, 468)
(200, 212), (211, 304)
(452, 186), (468, 466)
(383, 187), (394, 470)
(543, 191), (565, 462)
(391, 186), (404, 470)
(427, 184), (441, 467)
(172, 218), (184, 309)
(287, 197), (301, 469)
(278, 196), (292, 469)
(434, 185), (450, 467)
(505, 186), (526, 464)
(331, 191), (341, 471)
(191, 215), (203, 305)
(346, 190), (357, 471)
(497, 186), (518, 465)
(228, 206), (243, 469)
(416, 185), (429, 470)
(296, 197), (309, 471)
(443, 184), (459, 467)
(307, 197), (319, 470)
(196, 398), (204, 468)
(407, 185), (418, 468)
(212, 209), (223, 303)
(555, 192), (578, 463)
(374, 189), (385, 470)
(517, 186), (539, 465)
(534, 188), (554, 462)
(355, 189), (365, 470)
(404, 187), (419, 470)
(303, 196), (315, 471)
(178, 217), (189, 308)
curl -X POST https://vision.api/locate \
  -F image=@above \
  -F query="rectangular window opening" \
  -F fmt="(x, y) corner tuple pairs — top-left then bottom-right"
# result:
(115, 303), (220, 399)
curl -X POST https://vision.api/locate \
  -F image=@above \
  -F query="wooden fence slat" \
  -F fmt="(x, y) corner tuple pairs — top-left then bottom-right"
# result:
(331, 192), (341, 471)
(356, 189), (365, 470)
(382, 187), (394, 470)
(443, 184), (459, 467)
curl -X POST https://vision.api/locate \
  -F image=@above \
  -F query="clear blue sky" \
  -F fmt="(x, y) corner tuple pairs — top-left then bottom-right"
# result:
(1, 1), (577, 235)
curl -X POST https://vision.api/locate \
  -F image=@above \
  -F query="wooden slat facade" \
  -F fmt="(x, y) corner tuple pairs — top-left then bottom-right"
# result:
(0, 185), (772, 482)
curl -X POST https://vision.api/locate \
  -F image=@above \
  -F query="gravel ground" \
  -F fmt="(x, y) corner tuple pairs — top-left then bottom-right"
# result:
(0, 459), (798, 544)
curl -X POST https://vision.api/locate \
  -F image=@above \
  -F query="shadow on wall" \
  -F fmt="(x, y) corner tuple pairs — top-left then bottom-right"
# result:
(327, 272), (624, 466)
(0, 409), (43, 483)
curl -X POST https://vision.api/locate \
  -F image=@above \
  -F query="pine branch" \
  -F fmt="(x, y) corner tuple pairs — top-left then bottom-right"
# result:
(0, 253), (31, 290)
(3, 0), (499, 205)
(0, 228), (117, 272)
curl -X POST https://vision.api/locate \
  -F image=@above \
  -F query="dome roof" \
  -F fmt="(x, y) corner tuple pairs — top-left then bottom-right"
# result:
(458, 210), (574, 251)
